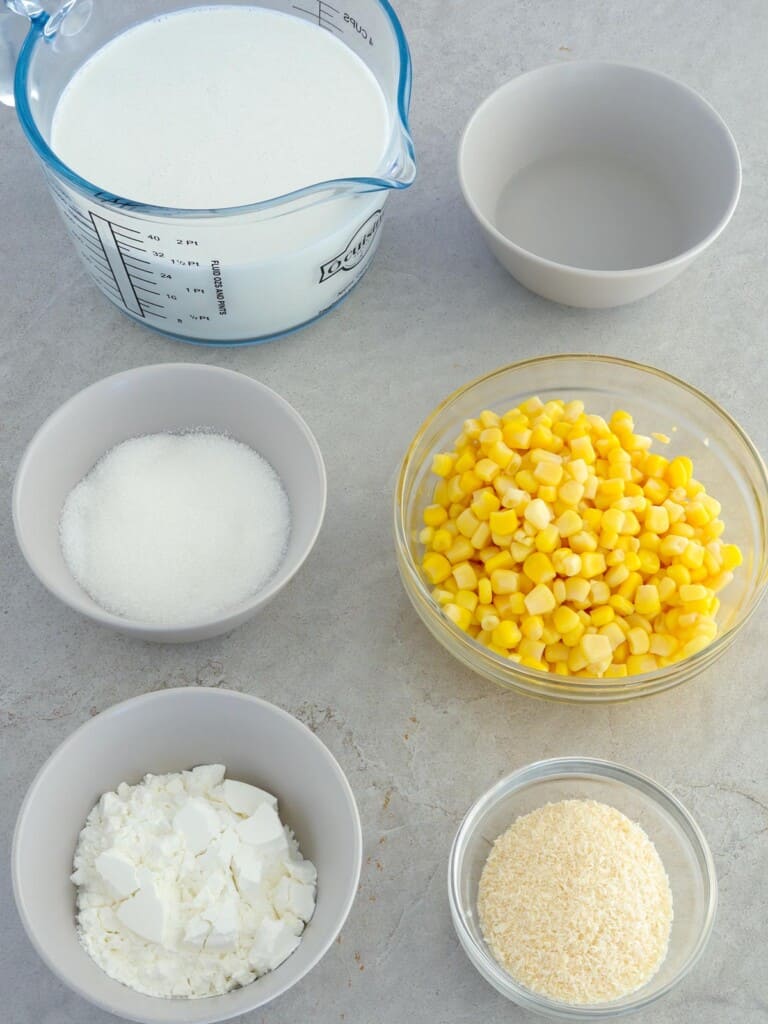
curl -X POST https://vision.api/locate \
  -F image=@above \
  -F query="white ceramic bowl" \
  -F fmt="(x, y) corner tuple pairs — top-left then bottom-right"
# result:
(458, 61), (741, 307)
(13, 363), (326, 642)
(13, 687), (362, 1024)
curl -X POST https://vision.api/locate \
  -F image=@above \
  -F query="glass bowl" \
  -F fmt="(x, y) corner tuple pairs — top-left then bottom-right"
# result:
(448, 757), (717, 1020)
(394, 355), (768, 702)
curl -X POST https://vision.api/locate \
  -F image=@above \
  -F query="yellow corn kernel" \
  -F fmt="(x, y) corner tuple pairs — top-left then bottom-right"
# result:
(533, 460), (564, 487)
(470, 489), (500, 521)
(455, 589), (478, 612)
(591, 605), (615, 627)
(681, 541), (705, 570)
(555, 509), (582, 538)
(474, 458), (500, 483)
(580, 633), (612, 665)
(679, 583), (709, 603)
(637, 549), (661, 575)
(431, 453), (455, 477)
(553, 549), (582, 577)
(521, 615), (544, 640)
(627, 626), (650, 655)
(484, 550), (514, 573)
(658, 576), (676, 602)
(558, 478), (585, 506)
(480, 611), (500, 632)
(423, 503), (448, 528)
(488, 441), (516, 470)
(523, 552), (556, 584)
(635, 584), (661, 617)
(604, 664), (628, 678)
(516, 469), (539, 494)
(432, 587), (454, 606)
(582, 507), (602, 530)
(489, 509), (519, 535)
(524, 498), (553, 530)
(444, 603), (472, 631)
(605, 563), (630, 588)
(721, 544), (743, 570)
(666, 456), (692, 488)
(419, 527), (434, 546)
(608, 594), (634, 616)
(553, 605), (580, 634)
(452, 561), (478, 590)
(446, 537), (475, 564)
(422, 552), (452, 584)
(601, 621), (626, 650)
(535, 524), (561, 553)
(460, 470), (483, 496)
(477, 578), (492, 605)
(490, 569), (519, 595)
(491, 620), (522, 649)
(431, 528), (452, 553)
(570, 531), (599, 554)
(479, 427), (502, 447)
(470, 522), (491, 550)
(524, 584), (557, 616)
(626, 653), (659, 674)
(580, 552), (607, 579)
(570, 435), (596, 463)
(649, 633), (679, 657)
(518, 636), (546, 662)
(564, 577), (590, 604)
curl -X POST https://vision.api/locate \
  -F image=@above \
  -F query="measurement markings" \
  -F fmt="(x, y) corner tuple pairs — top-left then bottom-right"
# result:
(144, 310), (168, 319)
(111, 224), (142, 236)
(138, 298), (164, 309)
(135, 286), (162, 296)
(129, 273), (158, 285)
(116, 240), (148, 252)
(123, 255), (152, 266)
(74, 234), (112, 266)
(89, 212), (144, 317)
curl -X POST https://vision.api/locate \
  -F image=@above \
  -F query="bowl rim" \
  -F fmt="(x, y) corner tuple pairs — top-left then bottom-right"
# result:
(11, 686), (363, 1024)
(12, 362), (328, 636)
(394, 353), (768, 701)
(447, 756), (718, 1019)
(457, 60), (742, 279)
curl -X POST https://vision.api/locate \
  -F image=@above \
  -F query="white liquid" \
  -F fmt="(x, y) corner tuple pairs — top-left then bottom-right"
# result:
(51, 5), (391, 208)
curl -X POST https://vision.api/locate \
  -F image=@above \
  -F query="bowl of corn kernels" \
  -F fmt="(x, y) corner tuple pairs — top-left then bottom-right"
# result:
(394, 355), (768, 702)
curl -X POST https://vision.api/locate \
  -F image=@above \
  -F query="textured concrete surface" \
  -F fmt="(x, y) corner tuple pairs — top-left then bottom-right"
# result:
(1, 1), (767, 1021)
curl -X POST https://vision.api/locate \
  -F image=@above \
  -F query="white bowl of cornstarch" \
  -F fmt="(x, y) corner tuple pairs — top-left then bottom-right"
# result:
(13, 364), (326, 642)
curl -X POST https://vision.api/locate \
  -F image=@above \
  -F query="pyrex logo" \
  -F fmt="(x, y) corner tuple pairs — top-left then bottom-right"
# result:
(319, 210), (383, 283)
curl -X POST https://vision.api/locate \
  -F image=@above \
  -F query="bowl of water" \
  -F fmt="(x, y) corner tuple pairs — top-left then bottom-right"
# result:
(458, 62), (740, 308)
(13, 363), (327, 642)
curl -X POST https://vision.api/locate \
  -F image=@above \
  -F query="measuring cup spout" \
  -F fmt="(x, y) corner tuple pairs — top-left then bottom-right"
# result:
(0, 1), (44, 107)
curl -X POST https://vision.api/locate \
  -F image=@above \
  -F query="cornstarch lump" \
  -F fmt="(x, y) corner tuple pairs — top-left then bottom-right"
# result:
(478, 798), (673, 1004)
(59, 432), (289, 624)
(71, 764), (316, 998)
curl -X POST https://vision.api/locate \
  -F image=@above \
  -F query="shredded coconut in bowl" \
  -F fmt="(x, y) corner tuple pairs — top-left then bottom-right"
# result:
(477, 798), (673, 1005)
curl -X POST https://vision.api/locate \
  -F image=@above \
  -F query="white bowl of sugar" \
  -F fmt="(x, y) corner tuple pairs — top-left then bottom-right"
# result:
(13, 363), (326, 642)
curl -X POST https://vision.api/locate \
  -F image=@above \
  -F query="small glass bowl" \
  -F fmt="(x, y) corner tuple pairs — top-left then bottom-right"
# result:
(448, 758), (717, 1020)
(394, 355), (768, 702)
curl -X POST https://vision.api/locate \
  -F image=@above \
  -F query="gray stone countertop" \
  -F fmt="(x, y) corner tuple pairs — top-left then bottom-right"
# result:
(1, 1), (766, 1022)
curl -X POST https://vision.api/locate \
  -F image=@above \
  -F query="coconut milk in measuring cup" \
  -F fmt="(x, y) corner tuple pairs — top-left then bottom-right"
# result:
(1, 0), (415, 344)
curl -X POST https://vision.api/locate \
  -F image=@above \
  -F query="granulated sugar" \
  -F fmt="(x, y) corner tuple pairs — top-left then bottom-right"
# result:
(60, 432), (290, 624)
(478, 799), (673, 1005)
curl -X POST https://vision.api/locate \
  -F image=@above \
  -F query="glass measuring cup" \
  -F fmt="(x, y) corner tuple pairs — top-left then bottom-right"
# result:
(1, 0), (415, 345)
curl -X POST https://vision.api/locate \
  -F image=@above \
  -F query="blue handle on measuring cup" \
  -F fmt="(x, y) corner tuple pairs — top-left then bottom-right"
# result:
(0, 0), (44, 107)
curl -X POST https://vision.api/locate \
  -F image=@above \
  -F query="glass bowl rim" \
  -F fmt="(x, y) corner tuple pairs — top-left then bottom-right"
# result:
(447, 755), (718, 1019)
(394, 353), (768, 701)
